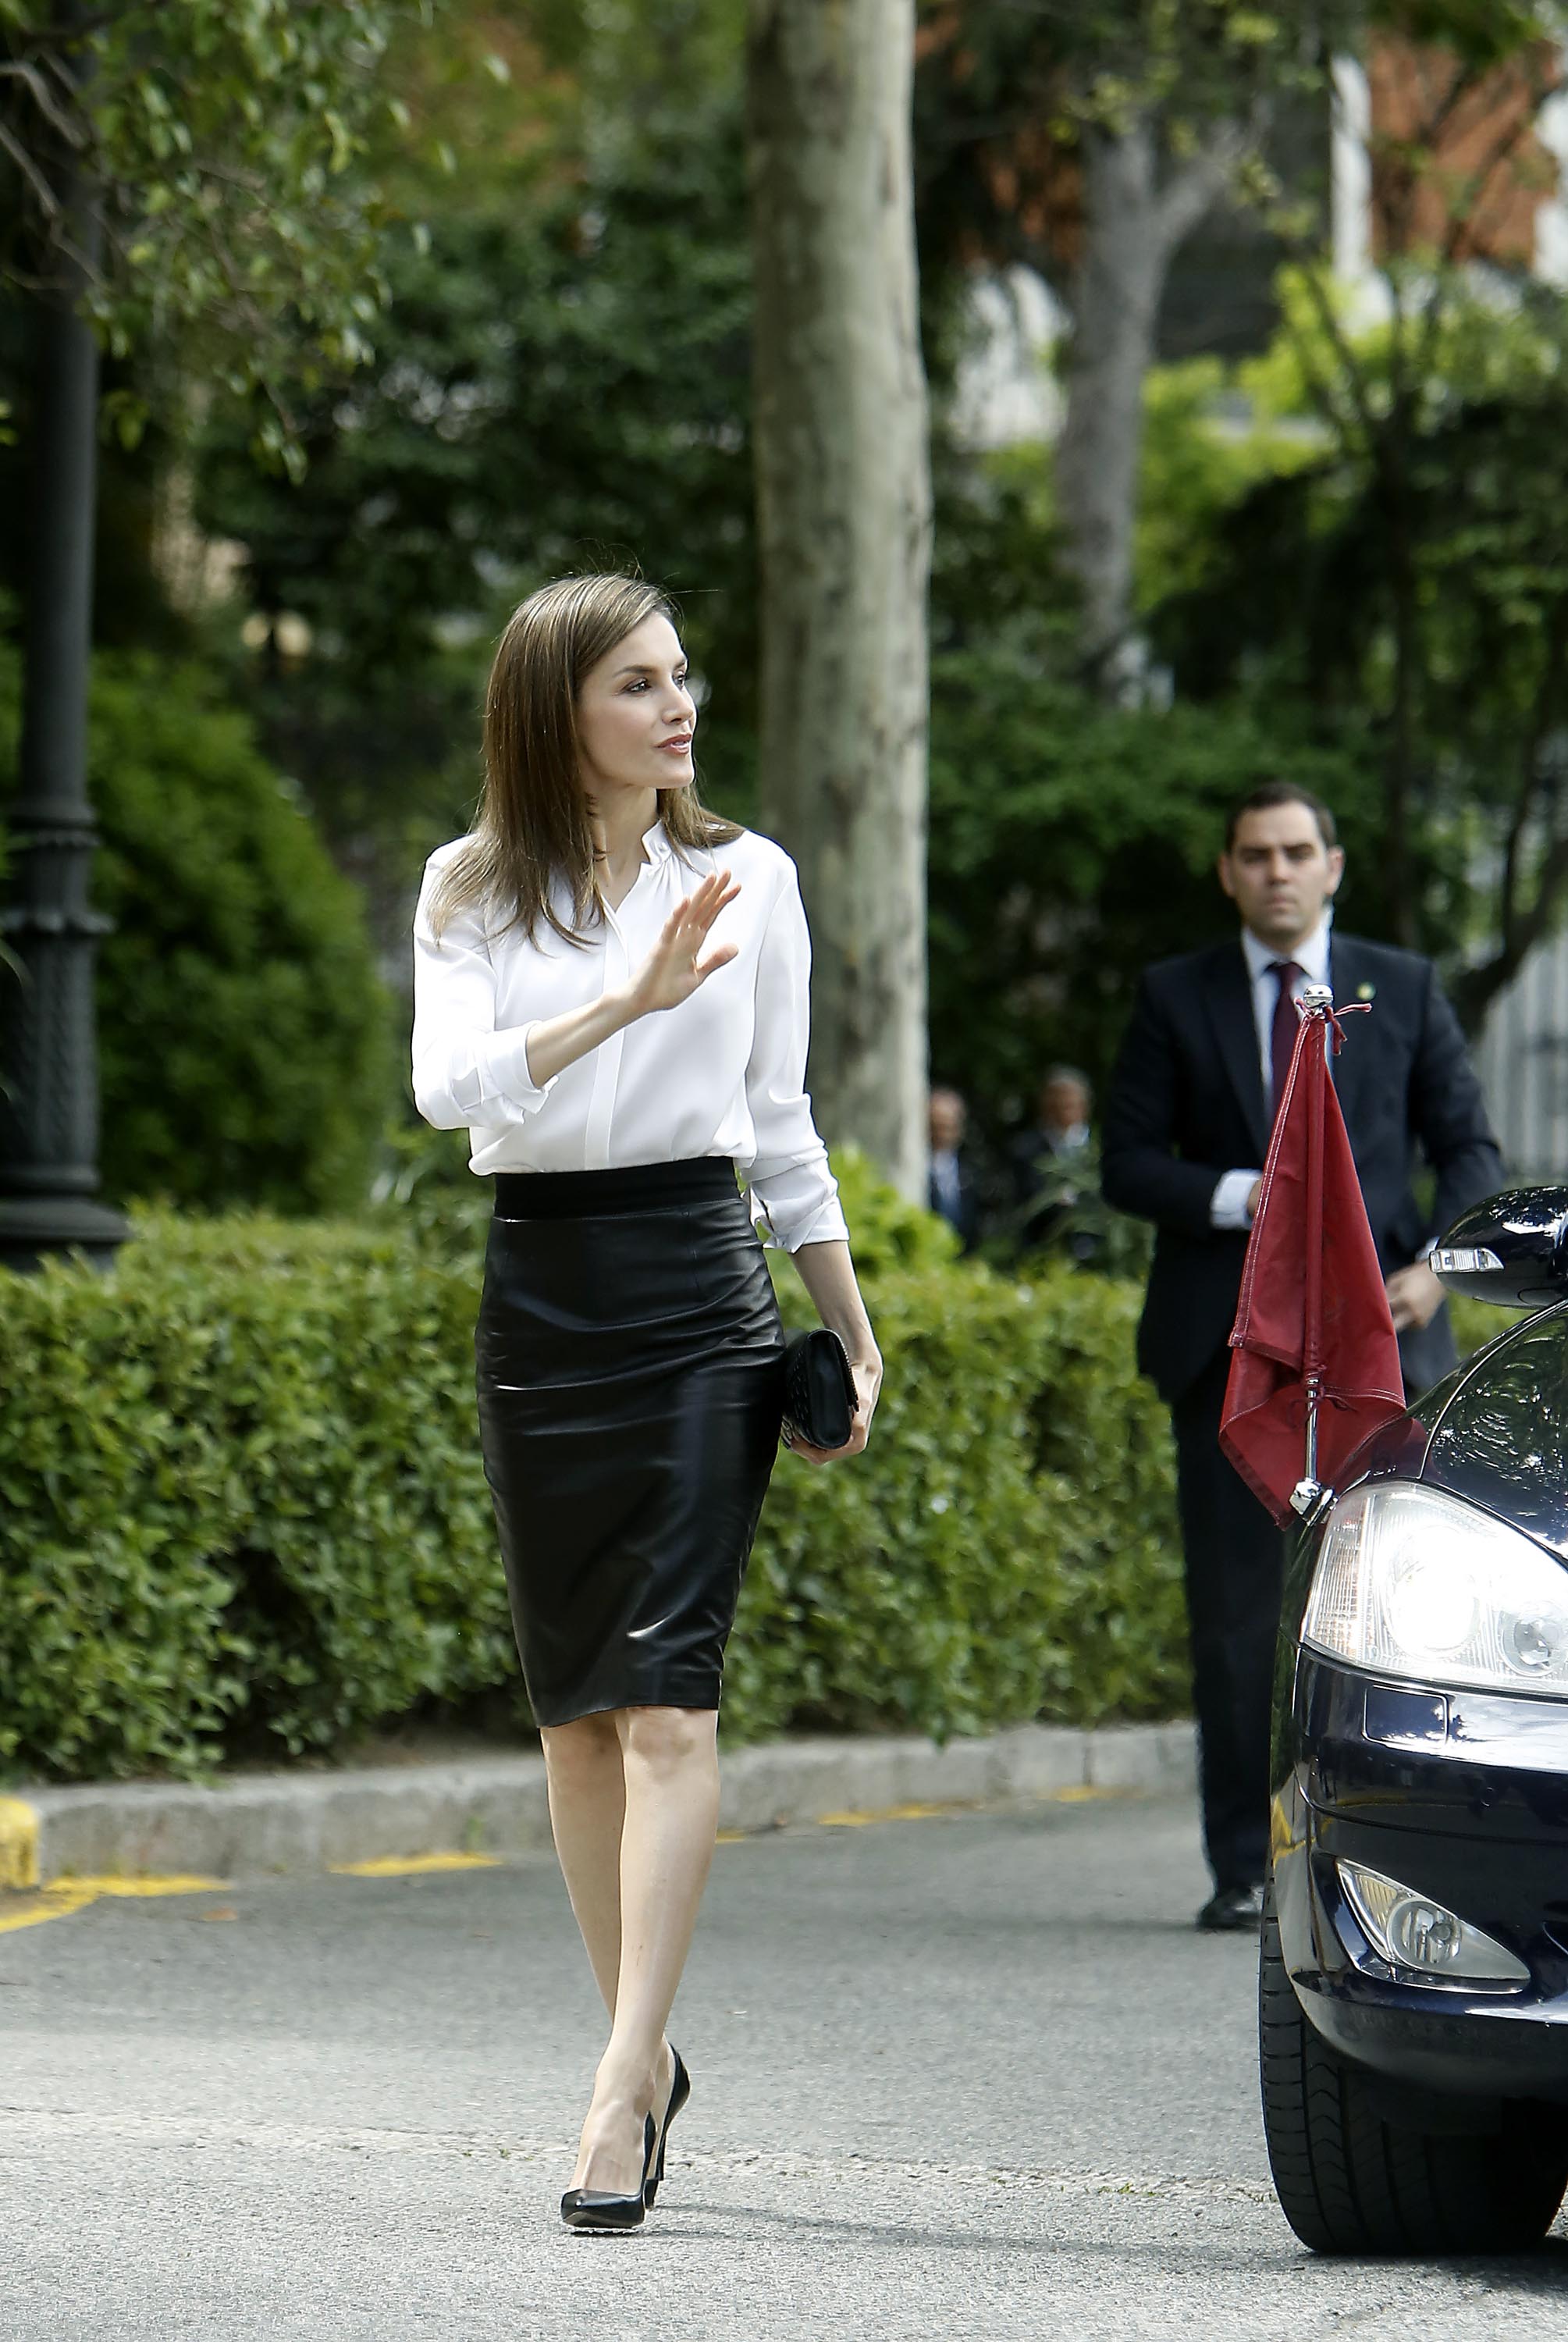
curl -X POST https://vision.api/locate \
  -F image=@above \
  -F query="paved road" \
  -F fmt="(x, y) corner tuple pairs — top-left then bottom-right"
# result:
(1, 1787), (1563, 2340)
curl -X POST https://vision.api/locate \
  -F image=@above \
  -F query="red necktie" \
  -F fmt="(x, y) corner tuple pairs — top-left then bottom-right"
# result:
(1268, 959), (1303, 1119)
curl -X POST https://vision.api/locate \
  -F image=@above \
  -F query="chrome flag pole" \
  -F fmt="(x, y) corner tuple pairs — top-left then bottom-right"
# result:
(1289, 982), (1335, 1522)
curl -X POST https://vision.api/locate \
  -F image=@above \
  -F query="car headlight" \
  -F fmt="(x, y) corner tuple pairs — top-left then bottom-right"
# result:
(1302, 1481), (1568, 1696)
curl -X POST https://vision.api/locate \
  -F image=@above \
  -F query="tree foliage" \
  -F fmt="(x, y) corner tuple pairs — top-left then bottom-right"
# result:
(1152, 279), (1568, 1024)
(191, 0), (758, 913)
(926, 642), (1371, 1121)
(912, 2), (1324, 676)
(0, 0), (447, 457)
(912, 0), (1313, 289)
(9, 0), (1563, 1177)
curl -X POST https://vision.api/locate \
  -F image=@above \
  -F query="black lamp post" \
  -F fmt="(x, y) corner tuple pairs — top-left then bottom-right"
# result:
(0, 116), (130, 1272)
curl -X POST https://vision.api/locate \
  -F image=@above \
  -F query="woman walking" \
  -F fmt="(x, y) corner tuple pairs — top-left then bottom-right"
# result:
(412, 575), (881, 2231)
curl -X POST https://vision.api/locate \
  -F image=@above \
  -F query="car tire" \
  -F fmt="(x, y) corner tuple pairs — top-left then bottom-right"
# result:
(1259, 1878), (1568, 2254)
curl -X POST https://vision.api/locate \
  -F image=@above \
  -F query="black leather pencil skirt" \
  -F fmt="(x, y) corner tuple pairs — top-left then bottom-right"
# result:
(475, 1157), (787, 1726)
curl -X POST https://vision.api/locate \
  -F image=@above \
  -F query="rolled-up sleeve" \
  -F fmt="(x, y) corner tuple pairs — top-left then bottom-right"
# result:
(411, 854), (558, 1130)
(743, 860), (849, 1251)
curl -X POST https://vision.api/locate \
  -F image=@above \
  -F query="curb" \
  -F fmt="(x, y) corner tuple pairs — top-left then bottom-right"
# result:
(2, 1721), (1196, 1890)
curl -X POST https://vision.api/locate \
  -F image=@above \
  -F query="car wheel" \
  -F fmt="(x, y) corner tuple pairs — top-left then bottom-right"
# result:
(1259, 1878), (1568, 2254)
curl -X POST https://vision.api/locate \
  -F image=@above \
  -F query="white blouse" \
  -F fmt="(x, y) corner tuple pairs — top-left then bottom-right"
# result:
(411, 821), (848, 1254)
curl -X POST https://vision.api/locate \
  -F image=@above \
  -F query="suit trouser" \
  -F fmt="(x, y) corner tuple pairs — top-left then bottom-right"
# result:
(1170, 1347), (1285, 1892)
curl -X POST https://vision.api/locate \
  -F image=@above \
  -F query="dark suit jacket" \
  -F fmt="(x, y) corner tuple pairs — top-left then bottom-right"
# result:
(1100, 934), (1503, 1407)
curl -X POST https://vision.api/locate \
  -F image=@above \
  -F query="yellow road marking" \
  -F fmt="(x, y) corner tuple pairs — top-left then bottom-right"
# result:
(0, 1798), (38, 1892)
(752, 1785), (1138, 1835)
(815, 1802), (968, 1828)
(0, 1884), (98, 1935)
(0, 1777), (1143, 1928)
(0, 1873), (227, 1936)
(57, 1874), (229, 1897)
(1, 1849), (506, 1931)
(329, 1852), (500, 1878)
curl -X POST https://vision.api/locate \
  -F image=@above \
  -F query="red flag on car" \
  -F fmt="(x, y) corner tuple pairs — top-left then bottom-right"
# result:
(1219, 995), (1405, 1523)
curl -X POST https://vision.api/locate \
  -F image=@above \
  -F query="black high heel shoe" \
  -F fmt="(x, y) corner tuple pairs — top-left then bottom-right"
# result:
(643, 2049), (691, 2209)
(560, 2114), (656, 2233)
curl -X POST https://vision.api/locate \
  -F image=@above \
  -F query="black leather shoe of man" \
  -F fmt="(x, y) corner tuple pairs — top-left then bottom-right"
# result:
(1196, 1881), (1266, 1932)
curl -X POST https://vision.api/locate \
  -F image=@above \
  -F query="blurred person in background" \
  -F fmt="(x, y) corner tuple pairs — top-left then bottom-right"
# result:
(412, 575), (881, 2232)
(1101, 781), (1500, 1937)
(1013, 1066), (1094, 1178)
(1009, 1066), (1098, 1256)
(928, 1084), (982, 1252)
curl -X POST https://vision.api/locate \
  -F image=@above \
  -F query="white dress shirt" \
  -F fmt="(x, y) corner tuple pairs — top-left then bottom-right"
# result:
(1045, 1122), (1091, 1157)
(1209, 916), (1332, 1231)
(412, 821), (848, 1254)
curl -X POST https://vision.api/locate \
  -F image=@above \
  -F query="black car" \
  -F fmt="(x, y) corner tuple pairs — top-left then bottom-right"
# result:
(1261, 1187), (1568, 2255)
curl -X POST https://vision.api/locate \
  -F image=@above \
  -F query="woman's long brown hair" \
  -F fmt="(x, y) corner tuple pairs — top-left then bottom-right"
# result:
(428, 574), (741, 947)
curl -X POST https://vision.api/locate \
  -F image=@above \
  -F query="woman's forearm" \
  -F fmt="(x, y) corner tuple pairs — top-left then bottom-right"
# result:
(519, 872), (741, 1088)
(524, 984), (638, 1087)
(788, 1240), (879, 1365)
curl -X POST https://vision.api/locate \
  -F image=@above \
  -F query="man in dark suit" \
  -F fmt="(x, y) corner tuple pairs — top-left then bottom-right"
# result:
(929, 1085), (983, 1253)
(1101, 782), (1502, 1933)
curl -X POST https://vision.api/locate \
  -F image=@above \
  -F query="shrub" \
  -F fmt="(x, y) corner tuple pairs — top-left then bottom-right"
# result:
(736, 1255), (1186, 1740)
(0, 1211), (512, 1778)
(0, 649), (395, 1214)
(0, 1201), (1186, 1781)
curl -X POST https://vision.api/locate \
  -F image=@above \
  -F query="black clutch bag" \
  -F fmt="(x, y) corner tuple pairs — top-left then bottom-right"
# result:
(782, 1328), (857, 1451)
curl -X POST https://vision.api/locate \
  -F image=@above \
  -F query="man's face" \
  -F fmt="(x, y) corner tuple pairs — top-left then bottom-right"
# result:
(1218, 803), (1344, 952)
(1041, 1078), (1089, 1134)
(930, 1093), (965, 1151)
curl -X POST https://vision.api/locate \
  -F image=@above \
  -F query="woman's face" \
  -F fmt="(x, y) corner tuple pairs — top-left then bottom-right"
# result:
(576, 613), (696, 806)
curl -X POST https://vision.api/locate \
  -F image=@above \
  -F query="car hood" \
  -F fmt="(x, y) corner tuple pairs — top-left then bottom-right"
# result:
(1346, 1300), (1568, 1561)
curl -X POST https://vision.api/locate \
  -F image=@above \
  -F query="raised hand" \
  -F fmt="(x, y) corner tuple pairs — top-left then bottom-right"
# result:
(627, 870), (742, 1016)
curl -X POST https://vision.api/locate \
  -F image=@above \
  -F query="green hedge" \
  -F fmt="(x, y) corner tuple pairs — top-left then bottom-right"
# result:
(743, 1258), (1186, 1741)
(0, 1197), (1187, 1781)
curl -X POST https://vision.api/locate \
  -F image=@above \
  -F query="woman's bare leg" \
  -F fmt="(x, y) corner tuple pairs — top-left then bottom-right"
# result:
(570, 1704), (719, 2194)
(539, 1714), (626, 2017)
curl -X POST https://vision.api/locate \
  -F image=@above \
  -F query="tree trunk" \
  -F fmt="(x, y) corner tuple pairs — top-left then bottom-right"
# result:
(746, 0), (932, 1201)
(1056, 121), (1166, 684)
(1055, 116), (1237, 690)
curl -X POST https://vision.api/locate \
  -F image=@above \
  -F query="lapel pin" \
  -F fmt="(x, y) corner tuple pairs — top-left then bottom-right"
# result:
(1356, 981), (1375, 1002)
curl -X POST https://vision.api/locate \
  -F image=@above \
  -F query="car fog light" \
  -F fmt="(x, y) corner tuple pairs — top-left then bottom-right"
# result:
(1338, 1860), (1529, 1986)
(1388, 1898), (1460, 1970)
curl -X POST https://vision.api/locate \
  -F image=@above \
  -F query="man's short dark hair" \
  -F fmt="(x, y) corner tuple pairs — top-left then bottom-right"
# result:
(1225, 782), (1338, 855)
